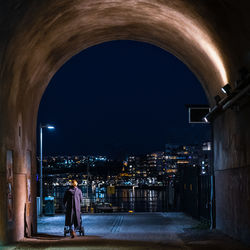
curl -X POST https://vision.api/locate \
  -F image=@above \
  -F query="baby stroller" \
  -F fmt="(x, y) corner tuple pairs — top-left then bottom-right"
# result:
(64, 216), (85, 237)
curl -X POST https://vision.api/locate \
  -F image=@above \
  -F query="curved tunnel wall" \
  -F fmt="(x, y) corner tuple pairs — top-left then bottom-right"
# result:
(0, 0), (250, 244)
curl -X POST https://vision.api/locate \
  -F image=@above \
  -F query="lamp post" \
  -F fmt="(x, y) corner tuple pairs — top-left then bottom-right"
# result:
(39, 124), (55, 216)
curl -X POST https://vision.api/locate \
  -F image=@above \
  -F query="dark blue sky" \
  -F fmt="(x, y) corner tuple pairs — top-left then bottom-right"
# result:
(37, 40), (210, 158)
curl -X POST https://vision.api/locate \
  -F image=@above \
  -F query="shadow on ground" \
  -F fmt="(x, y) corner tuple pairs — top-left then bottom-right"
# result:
(14, 236), (181, 250)
(9, 230), (250, 250)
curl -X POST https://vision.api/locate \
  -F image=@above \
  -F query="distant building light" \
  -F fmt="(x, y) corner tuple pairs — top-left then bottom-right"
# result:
(177, 160), (189, 164)
(203, 142), (212, 151)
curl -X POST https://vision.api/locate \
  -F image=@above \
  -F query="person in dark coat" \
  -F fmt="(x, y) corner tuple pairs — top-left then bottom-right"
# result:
(63, 180), (83, 238)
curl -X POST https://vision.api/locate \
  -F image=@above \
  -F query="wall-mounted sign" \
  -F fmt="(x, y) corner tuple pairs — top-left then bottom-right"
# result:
(186, 105), (210, 123)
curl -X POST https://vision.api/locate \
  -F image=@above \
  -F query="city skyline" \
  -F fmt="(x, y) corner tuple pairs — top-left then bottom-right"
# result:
(39, 141), (211, 159)
(37, 40), (211, 158)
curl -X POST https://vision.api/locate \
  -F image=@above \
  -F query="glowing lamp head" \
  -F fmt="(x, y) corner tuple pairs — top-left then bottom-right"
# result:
(47, 125), (55, 129)
(221, 84), (232, 95)
(203, 116), (209, 123)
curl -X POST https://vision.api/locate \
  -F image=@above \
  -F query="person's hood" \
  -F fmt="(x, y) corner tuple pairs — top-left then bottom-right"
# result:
(68, 186), (77, 195)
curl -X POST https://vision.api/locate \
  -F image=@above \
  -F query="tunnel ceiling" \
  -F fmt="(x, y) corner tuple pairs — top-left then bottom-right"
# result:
(1, 0), (250, 112)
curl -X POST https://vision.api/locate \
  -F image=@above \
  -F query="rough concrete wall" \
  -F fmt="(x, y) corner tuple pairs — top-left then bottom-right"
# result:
(214, 104), (250, 244)
(0, 98), (37, 244)
(1, 0), (238, 106)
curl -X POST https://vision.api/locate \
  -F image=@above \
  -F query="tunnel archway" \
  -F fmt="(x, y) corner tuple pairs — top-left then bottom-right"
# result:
(0, 0), (250, 245)
(37, 39), (211, 222)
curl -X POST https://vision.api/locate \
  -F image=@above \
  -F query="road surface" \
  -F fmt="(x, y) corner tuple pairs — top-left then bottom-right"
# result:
(4, 212), (249, 249)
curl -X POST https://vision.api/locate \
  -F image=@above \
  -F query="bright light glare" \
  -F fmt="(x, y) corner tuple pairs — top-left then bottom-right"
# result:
(143, 3), (228, 85)
(221, 87), (227, 94)
(47, 125), (55, 129)
(204, 117), (208, 123)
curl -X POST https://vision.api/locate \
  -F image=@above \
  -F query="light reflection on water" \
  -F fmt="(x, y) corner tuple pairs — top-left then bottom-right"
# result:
(45, 186), (168, 213)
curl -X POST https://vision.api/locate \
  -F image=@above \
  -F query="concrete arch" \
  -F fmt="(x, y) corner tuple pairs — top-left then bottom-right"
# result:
(0, 0), (250, 245)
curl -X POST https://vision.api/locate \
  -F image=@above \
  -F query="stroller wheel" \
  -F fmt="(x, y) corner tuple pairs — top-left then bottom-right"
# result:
(78, 226), (84, 236)
(64, 226), (70, 237)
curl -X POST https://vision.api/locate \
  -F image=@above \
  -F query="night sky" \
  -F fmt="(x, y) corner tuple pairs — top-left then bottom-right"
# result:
(37, 40), (210, 158)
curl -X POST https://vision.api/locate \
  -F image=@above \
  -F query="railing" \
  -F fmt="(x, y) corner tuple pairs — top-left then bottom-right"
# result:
(43, 186), (169, 213)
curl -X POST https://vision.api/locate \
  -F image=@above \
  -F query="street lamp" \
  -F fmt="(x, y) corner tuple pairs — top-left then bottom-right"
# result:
(39, 124), (55, 216)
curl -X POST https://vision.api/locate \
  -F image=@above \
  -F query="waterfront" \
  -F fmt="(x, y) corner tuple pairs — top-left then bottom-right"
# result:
(40, 146), (211, 219)
(44, 185), (170, 213)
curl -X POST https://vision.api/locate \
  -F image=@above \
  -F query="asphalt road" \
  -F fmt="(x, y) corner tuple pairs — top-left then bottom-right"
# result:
(4, 213), (250, 250)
